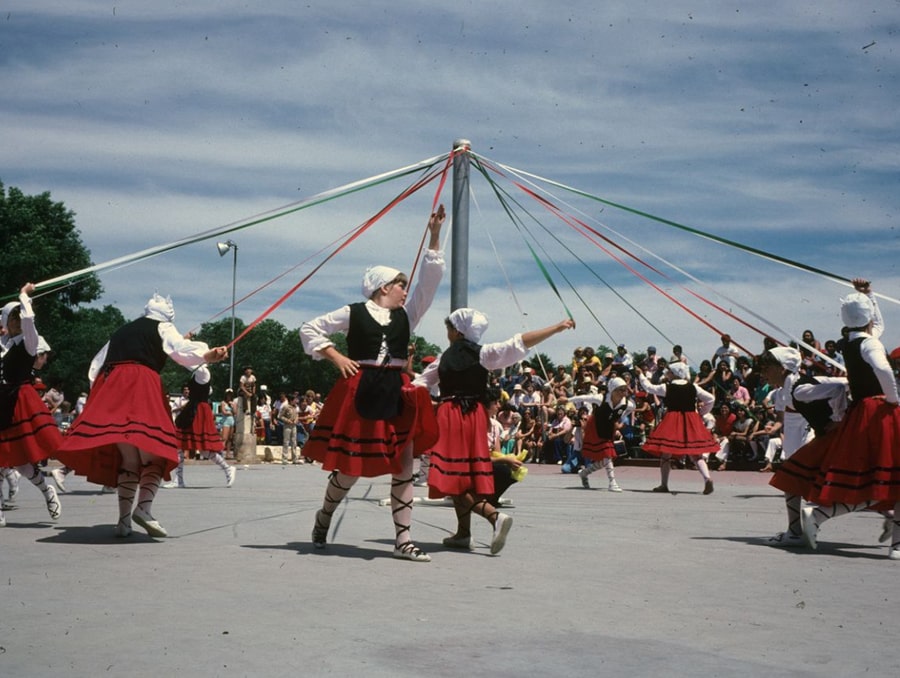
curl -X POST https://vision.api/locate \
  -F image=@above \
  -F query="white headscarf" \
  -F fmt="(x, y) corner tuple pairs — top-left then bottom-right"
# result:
(840, 292), (874, 328)
(361, 265), (401, 299)
(605, 376), (627, 406)
(447, 308), (490, 343)
(144, 293), (175, 322)
(1, 301), (20, 330)
(768, 346), (801, 373)
(667, 362), (690, 381)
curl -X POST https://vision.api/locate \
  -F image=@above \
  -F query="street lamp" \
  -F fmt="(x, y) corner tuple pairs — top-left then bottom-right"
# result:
(216, 239), (238, 391)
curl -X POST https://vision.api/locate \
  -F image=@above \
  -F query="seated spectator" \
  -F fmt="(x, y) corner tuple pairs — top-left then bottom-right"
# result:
(550, 364), (573, 397)
(642, 346), (659, 373)
(694, 359), (715, 391)
(728, 375), (751, 408)
(519, 381), (542, 419)
(712, 361), (735, 407)
(542, 404), (573, 464)
(714, 405), (758, 470)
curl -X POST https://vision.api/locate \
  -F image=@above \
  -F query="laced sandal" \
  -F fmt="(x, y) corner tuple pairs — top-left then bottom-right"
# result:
(312, 509), (329, 549)
(651, 485), (670, 493)
(44, 486), (62, 521)
(442, 534), (474, 550)
(767, 531), (804, 548)
(490, 513), (513, 555)
(393, 542), (431, 562)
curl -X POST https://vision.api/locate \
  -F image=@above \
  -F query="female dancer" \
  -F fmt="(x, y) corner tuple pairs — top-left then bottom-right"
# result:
(771, 280), (900, 558)
(636, 361), (719, 494)
(0, 283), (62, 526)
(572, 376), (634, 492)
(414, 308), (575, 555)
(299, 206), (445, 562)
(56, 294), (227, 537)
(168, 366), (236, 488)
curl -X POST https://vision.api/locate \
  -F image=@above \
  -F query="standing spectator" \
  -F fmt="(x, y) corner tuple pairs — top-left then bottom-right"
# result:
(642, 346), (659, 373)
(238, 366), (257, 418)
(612, 344), (633, 373)
(278, 395), (301, 464)
(712, 334), (741, 371)
(218, 389), (236, 458)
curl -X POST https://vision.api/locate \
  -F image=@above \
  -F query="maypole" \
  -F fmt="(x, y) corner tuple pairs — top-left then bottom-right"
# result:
(451, 138), (471, 310)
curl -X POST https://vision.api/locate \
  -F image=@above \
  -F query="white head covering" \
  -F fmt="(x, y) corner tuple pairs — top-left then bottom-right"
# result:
(144, 293), (175, 322)
(605, 376), (627, 405)
(768, 346), (801, 373)
(36, 335), (52, 354)
(1, 301), (20, 330)
(361, 265), (401, 299)
(667, 362), (690, 381)
(840, 292), (874, 328)
(447, 308), (489, 342)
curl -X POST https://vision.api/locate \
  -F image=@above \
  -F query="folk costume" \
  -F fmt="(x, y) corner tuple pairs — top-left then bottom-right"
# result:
(414, 308), (572, 555)
(570, 377), (634, 491)
(771, 291), (900, 557)
(168, 366), (235, 488)
(299, 249), (444, 562)
(0, 289), (62, 525)
(638, 362), (719, 494)
(57, 294), (221, 537)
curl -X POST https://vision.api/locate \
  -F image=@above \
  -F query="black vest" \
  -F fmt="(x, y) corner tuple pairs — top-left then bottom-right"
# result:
(345, 303), (410, 361)
(843, 337), (883, 402)
(592, 399), (628, 439)
(0, 341), (33, 385)
(791, 374), (833, 436)
(664, 382), (698, 412)
(438, 340), (489, 400)
(104, 317), (168, 373)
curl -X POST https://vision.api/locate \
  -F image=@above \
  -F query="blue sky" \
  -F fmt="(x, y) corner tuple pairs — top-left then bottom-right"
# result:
(3, 1), (899, 366)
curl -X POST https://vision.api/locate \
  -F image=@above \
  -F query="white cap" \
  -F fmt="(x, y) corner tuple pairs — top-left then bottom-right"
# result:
(361, 265), (401, 298)
(667, 362), (690, 381)
(840, 292), (874, 328)
(144, 293), (175, 322)
(768, 347), (801, 373)
(447, 308), (490, 342)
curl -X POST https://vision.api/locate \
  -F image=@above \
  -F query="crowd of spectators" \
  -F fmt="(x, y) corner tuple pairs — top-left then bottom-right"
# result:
(488, 329), (864, 474)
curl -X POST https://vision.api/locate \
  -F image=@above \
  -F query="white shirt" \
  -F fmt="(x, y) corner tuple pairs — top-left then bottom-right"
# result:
(299, 248), (444, 366)
(413, 334), (531, 393)
(88, 322), (211, 384)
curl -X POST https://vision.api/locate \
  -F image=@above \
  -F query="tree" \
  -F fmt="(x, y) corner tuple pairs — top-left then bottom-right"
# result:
(43, 305), (127, 398)
(1, 182), (105, 398)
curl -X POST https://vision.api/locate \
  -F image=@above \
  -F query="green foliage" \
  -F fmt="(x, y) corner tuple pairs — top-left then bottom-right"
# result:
(41, 305), (126, 398)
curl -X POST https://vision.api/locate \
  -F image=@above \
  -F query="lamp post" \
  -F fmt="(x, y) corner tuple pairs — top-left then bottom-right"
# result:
(216, 239), (238, 391)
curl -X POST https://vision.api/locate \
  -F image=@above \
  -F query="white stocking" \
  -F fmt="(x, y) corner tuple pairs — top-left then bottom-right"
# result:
(391, 443), (416, 548)
(602, 458), (616, 482)
(694, 455), (711, 481)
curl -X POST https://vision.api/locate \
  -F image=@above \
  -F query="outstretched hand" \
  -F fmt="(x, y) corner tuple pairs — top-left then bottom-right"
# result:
(204, 346), (229, 364)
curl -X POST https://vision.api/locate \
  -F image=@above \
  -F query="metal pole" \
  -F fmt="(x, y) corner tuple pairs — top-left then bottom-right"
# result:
(229, 244), (237, 392)
(450, 138), (471, 311)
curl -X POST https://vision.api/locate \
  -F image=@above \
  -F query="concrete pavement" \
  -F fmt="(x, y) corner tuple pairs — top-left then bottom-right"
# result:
(1, 457), (897, 677)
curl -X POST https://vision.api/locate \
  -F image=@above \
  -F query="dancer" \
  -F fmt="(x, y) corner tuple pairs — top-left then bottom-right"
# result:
(636, 361), (719, 494)
(571, 376), (634, 492)
(299, 205), (445, 562)
(770, 280), (900, 558)
(56, 293), (227, 537)
(414, 308), (575, 554)
(758, 347), (829, 546)
(0, 283), (62, 526)
(165, 366), (236, 488)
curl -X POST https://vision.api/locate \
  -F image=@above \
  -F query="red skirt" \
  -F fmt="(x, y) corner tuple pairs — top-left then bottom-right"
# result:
(55, 364), (178, 487)
(770, 397), (900, 509)
(176, 402), (224, 452)
(303, 371), (438, 478)
(640, 411), (720, 458)
(0, 383), (62, 466)
(427, 401), (494, 498)
(581, 420), (616, 462)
